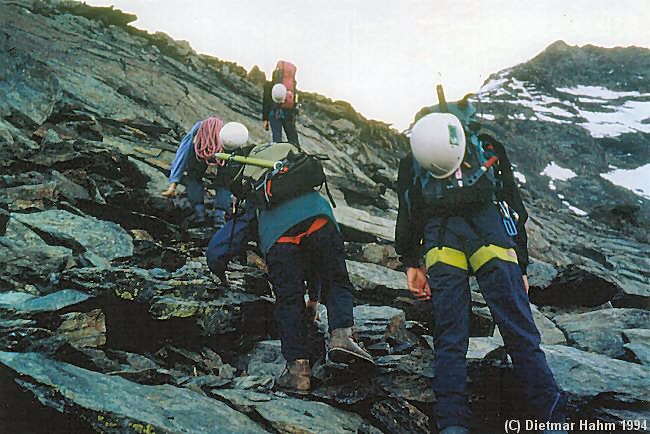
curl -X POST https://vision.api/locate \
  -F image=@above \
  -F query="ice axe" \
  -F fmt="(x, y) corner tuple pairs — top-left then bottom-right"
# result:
(212, 152), (282, 170)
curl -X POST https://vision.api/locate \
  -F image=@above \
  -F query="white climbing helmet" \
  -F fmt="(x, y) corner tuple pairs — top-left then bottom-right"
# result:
(409, 113), (466, 179)
(219, 122), (249, 150)
(271, 83), (287, 103)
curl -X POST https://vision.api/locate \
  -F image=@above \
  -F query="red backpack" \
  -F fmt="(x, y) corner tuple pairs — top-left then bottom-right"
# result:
(275, 60), (297, 109)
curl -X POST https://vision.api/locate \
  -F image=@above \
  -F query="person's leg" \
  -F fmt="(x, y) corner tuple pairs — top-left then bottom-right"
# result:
(305, 219), (353, 332)
(421, 215), (473, 430)
(282, 111), (300, 146)
(183, 156), (208, 221)
(428, 263), (472, 430)
(269, 112), (283, 142)
(470, 205), (565, 423)
(213, 187), (232, 227)
(304, 218), (373, 364)
(266, 241), (308, 362)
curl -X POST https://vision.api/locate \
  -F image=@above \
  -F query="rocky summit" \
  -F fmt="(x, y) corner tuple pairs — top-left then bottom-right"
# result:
(1, 1), (649, 433)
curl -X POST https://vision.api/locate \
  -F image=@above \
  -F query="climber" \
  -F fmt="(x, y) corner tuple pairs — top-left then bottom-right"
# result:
(162, 117), (237, 228)
(395, 99), (566, 433)
(262, 60), (300, 146)
(207, 135), (373, 393)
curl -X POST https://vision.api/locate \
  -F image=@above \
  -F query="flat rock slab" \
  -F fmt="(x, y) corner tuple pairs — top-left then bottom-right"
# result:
(346, 260), (406, 292)
(0, 351), (267, 433)
(0, 289), (91, 313)
(543, 344), (650, 403)
(215, 389), (367, 434)
(553, 308), (650, 357)
(14, 210), (133, 266)
(333, 205), (395, 242)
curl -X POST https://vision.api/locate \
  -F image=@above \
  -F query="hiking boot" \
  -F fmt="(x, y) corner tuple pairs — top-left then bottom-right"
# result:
(276, 359), (310, 393)
(328, 327), (374, 365)
(439, 427), (469, 434)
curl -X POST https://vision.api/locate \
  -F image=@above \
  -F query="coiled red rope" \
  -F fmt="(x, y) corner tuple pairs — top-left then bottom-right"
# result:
(194, 116), (225, 166)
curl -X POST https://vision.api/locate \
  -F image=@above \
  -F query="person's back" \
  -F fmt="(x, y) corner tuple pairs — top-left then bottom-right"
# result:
(262, 61), (300, 145)
(395, 108), (566, 434)
(214, 141), (373, 392)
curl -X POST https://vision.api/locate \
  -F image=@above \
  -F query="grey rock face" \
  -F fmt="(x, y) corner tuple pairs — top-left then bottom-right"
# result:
(14, 210), (133, 266)
(0, 3), (648, 432)
(0, 218), (73, 287)
(622, 328), (650, 365)
(554, 308), (650, 357)
(346, 260), (406, 292)
(215, 389), (367, 434)
(544, 344), (650, 403)
(0, 351), (267, 433)
(0, 289), (91, 313)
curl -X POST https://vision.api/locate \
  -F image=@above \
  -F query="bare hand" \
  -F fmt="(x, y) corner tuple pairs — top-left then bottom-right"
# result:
(263, 120), (269, 131)
(162, 183), (177, 198)
(522, 275), (529, 293)
(406, 267), (431, 301)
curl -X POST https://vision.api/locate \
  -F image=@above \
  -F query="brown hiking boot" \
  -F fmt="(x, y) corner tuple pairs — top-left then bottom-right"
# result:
(328, 327), (375, 365)
(275, 359), (311, 393)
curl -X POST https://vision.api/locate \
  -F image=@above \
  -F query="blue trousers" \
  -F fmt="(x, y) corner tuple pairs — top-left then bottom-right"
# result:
(183, 155), (231, 214)
(266, 217), (353, 361)
(269, 109), (300, 145)
(424, 205), (565, 429)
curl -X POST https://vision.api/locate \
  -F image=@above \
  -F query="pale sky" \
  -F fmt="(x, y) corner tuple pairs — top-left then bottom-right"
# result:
(85, 0), (650, 130)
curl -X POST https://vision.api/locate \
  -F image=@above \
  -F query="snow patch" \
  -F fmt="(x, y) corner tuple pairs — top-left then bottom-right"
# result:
(557, 85), (646, 100)
(478, 113), (495, 121)
(479, 78), (508, 94)
(540, 162), (577, 181)
(557, 194), (565, 199)
(575, 101), (650, 138)
(562, 201), (588, 216)
(578, 97), (608, 104)
(600, 164), (650, 199)
(513, 171), (527, 184)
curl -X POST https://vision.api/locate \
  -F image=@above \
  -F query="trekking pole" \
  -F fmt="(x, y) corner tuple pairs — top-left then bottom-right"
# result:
(213, 152), (281, 170)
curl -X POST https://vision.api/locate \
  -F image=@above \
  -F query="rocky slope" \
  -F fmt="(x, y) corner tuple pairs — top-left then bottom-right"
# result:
(0, 1), (649, 433)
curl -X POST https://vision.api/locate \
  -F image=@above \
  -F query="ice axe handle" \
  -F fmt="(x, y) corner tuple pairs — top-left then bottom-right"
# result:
(436, 85), (448, 113)
(213, 152), (279, 169)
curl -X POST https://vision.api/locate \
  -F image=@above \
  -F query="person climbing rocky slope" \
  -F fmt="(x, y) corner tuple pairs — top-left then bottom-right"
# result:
(1, 1), (648, 432)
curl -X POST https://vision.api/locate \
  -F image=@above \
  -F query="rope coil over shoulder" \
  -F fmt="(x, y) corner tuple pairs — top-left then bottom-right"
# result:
(194, 117), (225, 166)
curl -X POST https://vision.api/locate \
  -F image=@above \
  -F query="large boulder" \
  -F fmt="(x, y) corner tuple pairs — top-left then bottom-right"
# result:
(13, 210), (133, 267)
(553, 308), (650, 357)
(529, 265), (620, 307)
(544, 345), (650, 414)
(346, 260), (406, 292)
(1, 218), (73, 287)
